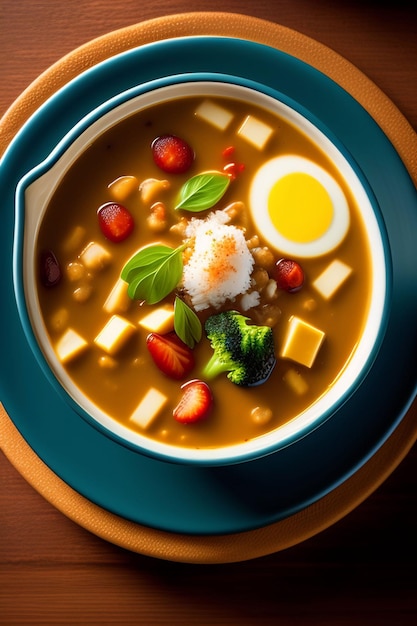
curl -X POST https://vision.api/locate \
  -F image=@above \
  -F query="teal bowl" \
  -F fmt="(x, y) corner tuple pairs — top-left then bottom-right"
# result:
(2, 36), (416, 534)
(14, 74), (389, 466)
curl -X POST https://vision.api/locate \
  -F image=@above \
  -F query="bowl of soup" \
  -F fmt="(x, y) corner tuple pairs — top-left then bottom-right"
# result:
(14, 75), (389, 465)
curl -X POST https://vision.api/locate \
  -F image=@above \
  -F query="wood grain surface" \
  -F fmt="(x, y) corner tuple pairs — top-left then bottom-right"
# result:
(1, 1), (416, 624)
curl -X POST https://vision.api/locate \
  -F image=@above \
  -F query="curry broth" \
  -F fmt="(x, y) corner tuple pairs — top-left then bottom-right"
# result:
(36, 95), (372, 449)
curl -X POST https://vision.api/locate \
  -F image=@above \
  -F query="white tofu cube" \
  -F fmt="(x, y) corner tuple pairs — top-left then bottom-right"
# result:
(130, 388), (168, 429)
(138, 305), (175, 334)
(282, 368), (309, 395)
(313, 260), (352, 300)
(194, 99), (234, 130)
(79, 241), (111, 271)
(279, 316), (325, 368)
(56, 328), (88, 364)
(94, 315), (136, 355)
(103, 278), (131, 314)
(237, 115), (274, 149)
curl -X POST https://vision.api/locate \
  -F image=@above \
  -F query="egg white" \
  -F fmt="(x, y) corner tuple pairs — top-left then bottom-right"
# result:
(249, 155), (350, 258)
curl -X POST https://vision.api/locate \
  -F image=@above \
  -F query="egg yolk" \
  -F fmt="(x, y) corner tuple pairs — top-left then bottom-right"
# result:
(268, 172), (334, 243)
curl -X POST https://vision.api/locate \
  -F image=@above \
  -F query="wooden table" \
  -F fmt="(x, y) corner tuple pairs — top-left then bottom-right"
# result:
(1, 1), (416, 624)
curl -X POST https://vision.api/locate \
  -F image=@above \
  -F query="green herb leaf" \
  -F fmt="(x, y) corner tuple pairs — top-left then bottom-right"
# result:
(174, 297), (202, 348)
(121, 244), (184, 304)
(175, 171), (230, 212)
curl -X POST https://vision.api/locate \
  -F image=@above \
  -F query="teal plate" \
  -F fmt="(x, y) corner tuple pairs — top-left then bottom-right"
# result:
(1, 37), (417, 535)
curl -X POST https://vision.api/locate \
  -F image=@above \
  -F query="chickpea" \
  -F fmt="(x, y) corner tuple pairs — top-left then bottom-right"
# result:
(108, 175), (139, 202)
(251, 246), (275, 272)
(139, 178), (170, 204)
(72, 284), (93, 303)
(223, 201), (246, 224)
(246, 235), (260, 249)
(170, 217), (188, 238)
(252, 303), (281, 328)
(49, 308), (69, 333)
(251, 406), (273, 426)
(98, 355), (118, 369)
(303, 298), (318, 312)
(146, 202), (168, 232)
(251, 268), (269, 291)
(66, 261), (86, 282)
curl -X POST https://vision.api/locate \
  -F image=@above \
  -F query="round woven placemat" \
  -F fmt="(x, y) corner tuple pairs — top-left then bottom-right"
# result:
(1, 12), (416, 564)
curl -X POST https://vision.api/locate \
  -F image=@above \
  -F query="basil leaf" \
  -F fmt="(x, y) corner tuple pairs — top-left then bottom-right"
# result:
(175, 171), (230, 212)
(121, 244), (184, 304)
(121, 245), (175, 282)
(174, 297), (202, 348)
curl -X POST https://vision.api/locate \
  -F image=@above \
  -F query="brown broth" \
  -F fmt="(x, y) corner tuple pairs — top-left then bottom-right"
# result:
(36, 95), (372, 449)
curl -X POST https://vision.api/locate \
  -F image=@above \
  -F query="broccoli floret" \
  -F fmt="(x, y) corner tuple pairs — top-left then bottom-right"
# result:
(202, 310), (276, 386)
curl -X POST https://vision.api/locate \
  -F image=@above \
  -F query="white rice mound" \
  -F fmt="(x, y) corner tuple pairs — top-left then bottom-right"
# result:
(183, 211), (255, 311)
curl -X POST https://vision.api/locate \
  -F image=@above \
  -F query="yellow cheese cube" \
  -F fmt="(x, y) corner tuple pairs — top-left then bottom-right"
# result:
(195, 99), (234, 130)
(279, 316), (325, 368)
(94, 315), (136, 355)
(138, 306), (175, 334)
(237, 115), (274, 149)
(129, 388), (168, 429)
(56, 328), (88, 364)
(313, 260), (352, 300)
(103, 278), (131, 314)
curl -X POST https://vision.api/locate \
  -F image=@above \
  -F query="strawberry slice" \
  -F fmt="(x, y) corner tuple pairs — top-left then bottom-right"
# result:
(151, 134), (194, 174)
(146, 332), (195, 380)
(97, 202), (134, 242)
(173, 380), (213, 424)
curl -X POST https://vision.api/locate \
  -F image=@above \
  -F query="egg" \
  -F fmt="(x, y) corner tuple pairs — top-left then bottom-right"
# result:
(249, 155), (350, 257)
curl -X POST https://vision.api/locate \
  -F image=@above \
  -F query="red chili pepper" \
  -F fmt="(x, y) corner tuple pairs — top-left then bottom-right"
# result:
(222, 145), (236, 159)
(223, 162), (245, 180)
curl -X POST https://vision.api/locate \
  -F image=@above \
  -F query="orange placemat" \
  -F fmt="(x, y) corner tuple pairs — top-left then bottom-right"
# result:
(1, 12), (417, 564)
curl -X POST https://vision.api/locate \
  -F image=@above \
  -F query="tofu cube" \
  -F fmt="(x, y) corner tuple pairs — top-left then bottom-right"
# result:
(282, 368), (309, 395)
(138, 306), (175, 334)
(94, 315), (136, 355)
(279, 316), (325, 368)
(103, 278), (131, 314)
(79, 241), (111, 271)
(237, 115), (274, 149)
(56, 328), (88, 364)
(130, 388), (168, 429)
(313, 260), (352, 300)
(194, 99), (234, 130)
